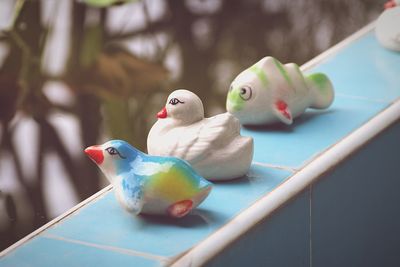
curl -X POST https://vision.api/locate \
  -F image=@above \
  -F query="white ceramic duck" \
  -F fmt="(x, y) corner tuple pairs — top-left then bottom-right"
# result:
(147, 89), (254, 181)
(376, 1), (400, 51)
(226, 56), (334, 126)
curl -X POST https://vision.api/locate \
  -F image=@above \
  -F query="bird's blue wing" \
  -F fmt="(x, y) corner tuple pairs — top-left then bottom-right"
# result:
(119, 173), (145, 214)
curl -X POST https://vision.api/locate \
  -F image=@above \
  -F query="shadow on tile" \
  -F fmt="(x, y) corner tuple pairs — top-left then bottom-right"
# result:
(211, 175), (253, 185)
(135, 208), (226, 229)
(242, 109), (335, 132)
(294, 109), (336, 126)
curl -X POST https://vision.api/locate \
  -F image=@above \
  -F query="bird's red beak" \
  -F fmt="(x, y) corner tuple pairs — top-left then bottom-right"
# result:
(384, 0), (397, 9)
(84, 146), (104, 165)
(157, 107), (167, 119)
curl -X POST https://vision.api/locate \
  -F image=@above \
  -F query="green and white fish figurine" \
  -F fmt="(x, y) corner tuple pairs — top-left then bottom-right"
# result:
(226, 57), (334, 126)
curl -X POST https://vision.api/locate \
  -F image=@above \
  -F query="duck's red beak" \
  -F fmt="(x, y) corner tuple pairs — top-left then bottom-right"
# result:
(84, 146), (104, 165)
(157, 107), (167, 119)
(384, 0), (397, 9)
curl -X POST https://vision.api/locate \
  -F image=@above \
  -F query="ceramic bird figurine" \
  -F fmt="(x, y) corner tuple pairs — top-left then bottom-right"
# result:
(376, 1), (400, 51)
(85, 140), (212, 218)
(226, 56), (334, 126)
(147, 89), (254, 181)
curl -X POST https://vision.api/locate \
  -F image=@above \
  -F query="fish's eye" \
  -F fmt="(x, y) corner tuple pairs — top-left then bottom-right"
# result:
(105, 147), (126, 159)
(239, 86), (252, 100)
(169, 98), (184, 105)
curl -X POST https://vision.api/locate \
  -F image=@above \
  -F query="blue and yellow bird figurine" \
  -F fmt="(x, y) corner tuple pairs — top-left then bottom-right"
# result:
(84, 140), (212, 218)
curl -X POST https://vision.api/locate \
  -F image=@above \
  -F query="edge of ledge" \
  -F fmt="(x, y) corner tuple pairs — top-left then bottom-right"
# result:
(0, 185), (113, 257)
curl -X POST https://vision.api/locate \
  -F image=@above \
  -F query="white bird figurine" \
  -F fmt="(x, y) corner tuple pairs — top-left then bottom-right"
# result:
(226, 56), (334, 126)
(376, 0), (400, 52)
(147, 89), (254, 181)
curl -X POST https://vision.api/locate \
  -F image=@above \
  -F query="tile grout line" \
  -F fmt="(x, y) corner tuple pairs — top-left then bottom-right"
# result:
(42, 234), (171, 264)
(252, 161), (297, 173)
(251, 97), (397, 174)
(0, 185), (114, 257)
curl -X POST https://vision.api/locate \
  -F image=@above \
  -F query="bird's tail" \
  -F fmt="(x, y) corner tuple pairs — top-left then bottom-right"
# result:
(306, 73), (334, 109)
(193, 184), (212, 207)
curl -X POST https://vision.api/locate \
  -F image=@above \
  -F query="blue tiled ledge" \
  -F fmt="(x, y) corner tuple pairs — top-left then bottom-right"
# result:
(1, 23), (400, 267)
(44, 165), (290, 258)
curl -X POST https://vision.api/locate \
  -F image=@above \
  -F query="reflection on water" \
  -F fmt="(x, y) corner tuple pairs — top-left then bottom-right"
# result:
(0, 0), (381, 251)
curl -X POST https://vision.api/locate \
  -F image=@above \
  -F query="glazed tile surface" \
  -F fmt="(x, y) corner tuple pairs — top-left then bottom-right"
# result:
(242, 96), (388, 168)
(0, 237), (161, 267)
(311, 34), (400, 102)
(44, 165), (291, 257)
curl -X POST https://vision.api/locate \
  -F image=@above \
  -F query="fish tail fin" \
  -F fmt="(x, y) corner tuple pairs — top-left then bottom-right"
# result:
(188, 184), (212, 208)
(193, 184), (212, 206)
(306, 73), (334, 109)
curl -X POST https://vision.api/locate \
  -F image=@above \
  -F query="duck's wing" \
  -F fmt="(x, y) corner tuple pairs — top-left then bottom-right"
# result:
(172, 113), (240, 163)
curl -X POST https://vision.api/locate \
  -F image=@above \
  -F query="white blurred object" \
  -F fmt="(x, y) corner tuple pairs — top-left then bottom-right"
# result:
(375, 2), (400, 52)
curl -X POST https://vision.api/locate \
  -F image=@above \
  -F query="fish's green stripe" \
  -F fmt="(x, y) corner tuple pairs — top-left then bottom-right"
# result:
(249, 65), (268, 86)
(273, 58), (293, 86)
(227, 89), (245, 111)
(307, 73), (329, 93)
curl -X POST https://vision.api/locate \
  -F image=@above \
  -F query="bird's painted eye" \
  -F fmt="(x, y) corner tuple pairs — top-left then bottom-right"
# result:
(169, 98), (184, 105)
(105, 147), (126, 159)
(239, 86), (252, 100)
(229, 85), (233, 92)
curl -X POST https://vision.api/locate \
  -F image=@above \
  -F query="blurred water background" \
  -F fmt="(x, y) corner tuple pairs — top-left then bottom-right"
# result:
(0, 0), (382, 251)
